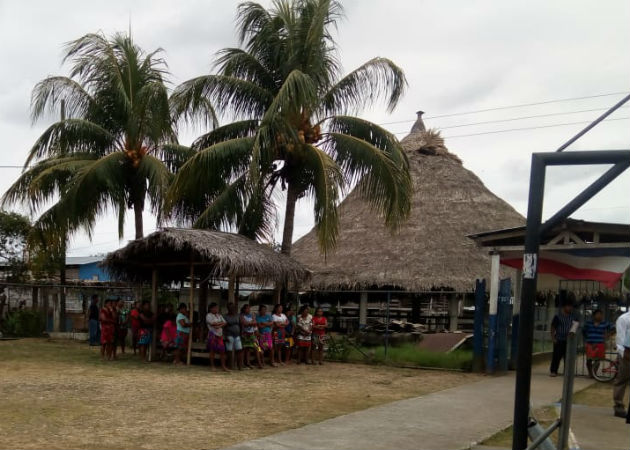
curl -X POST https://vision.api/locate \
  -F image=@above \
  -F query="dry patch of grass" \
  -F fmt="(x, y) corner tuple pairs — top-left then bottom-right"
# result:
(482, 406), (558, 448)
(572, 381), (614, 408)
(0, 339), (480, 450)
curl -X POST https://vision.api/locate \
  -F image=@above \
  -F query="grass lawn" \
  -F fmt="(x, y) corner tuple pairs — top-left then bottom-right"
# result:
(0, 339), (481, 450)
(345, 343), (472, 370)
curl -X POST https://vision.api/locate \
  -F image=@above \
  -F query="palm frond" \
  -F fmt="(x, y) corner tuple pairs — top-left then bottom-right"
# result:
(165, 137), (255, 218)
(155, 144), (196, 172)
(30, 76), (97, 123)
(25, 119), (116, 167)
(170, 75), (271, 126)
(325, 117), (411, 229)
(191, 120), (259, 151)
(302, 144), (342, 255)
(322, 57), (407, 115)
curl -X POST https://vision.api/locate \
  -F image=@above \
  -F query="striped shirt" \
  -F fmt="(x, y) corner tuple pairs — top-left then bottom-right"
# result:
(582, 320), (612, 344)
(551, 312), (577, 342)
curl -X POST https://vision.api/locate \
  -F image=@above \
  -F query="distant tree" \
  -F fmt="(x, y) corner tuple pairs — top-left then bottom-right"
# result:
(0, 211), (31, 282)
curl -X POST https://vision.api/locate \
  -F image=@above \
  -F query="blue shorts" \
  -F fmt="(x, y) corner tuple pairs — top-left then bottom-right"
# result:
(225, 335), (242, 351)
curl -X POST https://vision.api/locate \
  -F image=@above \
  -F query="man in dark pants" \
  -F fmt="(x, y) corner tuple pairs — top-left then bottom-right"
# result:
(549, 299), (577, 377)
(87, 295), (100, 346)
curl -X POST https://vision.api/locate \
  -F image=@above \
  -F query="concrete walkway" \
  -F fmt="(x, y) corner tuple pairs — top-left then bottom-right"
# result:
(226, 367), (595, 450)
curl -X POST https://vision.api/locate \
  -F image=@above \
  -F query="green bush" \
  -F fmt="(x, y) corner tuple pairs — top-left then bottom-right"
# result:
(1, 310), (46, 337)
(344, 343), (472, 370)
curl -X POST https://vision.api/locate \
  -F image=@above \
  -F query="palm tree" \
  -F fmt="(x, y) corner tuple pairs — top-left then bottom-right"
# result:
(2, 32), (187, 240)
(168, 0), (411, 257)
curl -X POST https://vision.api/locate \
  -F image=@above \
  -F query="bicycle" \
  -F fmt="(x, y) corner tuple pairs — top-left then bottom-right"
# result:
(592, 357), (618, 382)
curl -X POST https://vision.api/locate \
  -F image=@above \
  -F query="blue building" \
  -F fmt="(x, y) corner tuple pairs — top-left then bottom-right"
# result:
(65, 256), (110, 282)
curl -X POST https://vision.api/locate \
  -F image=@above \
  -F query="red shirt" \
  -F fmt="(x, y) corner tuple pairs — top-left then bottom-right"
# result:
(130, 309), (141, 329)
(312, 316), (327, 336)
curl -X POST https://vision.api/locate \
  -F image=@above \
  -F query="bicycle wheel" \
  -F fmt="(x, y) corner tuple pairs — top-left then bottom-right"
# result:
(592, 359), (617, 382)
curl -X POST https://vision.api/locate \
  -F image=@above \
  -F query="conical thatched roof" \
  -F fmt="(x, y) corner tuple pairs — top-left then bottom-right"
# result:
(103, 228), (311, 285)
(292, 116), (524, 291)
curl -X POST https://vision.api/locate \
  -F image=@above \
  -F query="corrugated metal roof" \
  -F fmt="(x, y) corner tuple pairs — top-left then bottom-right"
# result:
(65, 256), (104, 266)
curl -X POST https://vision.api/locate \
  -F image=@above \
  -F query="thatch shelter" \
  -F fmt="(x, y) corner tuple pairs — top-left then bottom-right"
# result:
(103, 228), (310, 286)
(292, 114), (525, 293)
(103, 228), (310, 363)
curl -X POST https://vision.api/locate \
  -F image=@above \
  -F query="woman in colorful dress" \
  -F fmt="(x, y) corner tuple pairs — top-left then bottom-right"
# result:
(311, 307), (328, 365)
(113, 298), (129, 358)
(257, 304), (275, 367)
(137, 300), (154, 361)
(206, 303), (228, 371)
(174, 303), (191, 365)
(240, 304), (262, 369)
(272, 304), (289, 365)
(99, 299), (116, 361)
(296, 305), (313, 364)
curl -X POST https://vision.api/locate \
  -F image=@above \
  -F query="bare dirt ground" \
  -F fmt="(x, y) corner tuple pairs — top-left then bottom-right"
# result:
(0, 339), (480, 450)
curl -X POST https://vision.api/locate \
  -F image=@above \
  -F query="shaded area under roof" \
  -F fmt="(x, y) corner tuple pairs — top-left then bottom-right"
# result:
(102, 228), (311, 285)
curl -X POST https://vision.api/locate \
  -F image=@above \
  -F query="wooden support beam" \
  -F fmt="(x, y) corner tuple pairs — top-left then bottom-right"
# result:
(228, 275), (235, 306)
(187, 264), (195, 366)
(149, 269), (158, 362)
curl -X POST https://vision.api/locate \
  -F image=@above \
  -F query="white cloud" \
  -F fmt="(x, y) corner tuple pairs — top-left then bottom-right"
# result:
(0, 0), (628, 256)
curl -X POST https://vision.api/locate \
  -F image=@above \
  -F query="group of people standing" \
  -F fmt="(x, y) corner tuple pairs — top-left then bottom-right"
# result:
(195, 302), (328, 370)
(550, 300), (630, 424)
(88, 294), (329, 369)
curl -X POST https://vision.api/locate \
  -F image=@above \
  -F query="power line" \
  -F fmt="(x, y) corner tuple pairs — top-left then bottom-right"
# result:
(431, 105), (630, 131)
(444, 116), (630, 139)
(391, 116), (630, 138)
(379, 91), (630, 126)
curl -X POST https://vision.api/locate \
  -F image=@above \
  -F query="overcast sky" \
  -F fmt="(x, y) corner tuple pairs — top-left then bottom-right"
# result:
(0, 0), (629, 256)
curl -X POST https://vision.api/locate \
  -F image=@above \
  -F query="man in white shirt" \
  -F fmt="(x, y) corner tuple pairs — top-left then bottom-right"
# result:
(613, 310), (630, 418)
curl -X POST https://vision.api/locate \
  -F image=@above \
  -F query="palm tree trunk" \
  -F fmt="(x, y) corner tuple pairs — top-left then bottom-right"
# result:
(133, 195), (144, 239)
(280, 182), (300, 256)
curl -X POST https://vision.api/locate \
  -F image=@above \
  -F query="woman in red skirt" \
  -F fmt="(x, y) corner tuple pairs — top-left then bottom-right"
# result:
(99, 299), (116, 361)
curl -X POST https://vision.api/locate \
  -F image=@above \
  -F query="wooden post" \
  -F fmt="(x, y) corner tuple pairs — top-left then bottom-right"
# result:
(187, 264), (195, 366)
(487, 252), (500, 373)
(149, 269), (158, 362)
(228, 274), (235, 306)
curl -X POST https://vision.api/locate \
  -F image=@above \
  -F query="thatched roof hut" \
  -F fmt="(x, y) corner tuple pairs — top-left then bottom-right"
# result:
(103, 228), (310, 285)
(292, 114), (525, 292)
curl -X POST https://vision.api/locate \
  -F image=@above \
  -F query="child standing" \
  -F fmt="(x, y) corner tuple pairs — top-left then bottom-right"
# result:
(240, 304), (263, 369)
(582, 309), (612, 378)
(296, 305), (313, 364)
(206, 303), (228, 371)
(311, 307), (328, 365)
